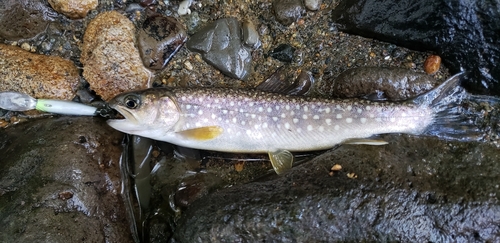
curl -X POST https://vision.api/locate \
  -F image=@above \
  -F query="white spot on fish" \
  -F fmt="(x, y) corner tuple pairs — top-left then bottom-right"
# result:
(360, 118), (367, 123)
(181, 96), (186, 101)
(366, 106), (371, 110)
(334, 125), (340, 130)
(186, 104), (192, 109)
(307, 125), (313, 131)
(296, 105), (300, 110)
(318, 126), (324, 132)
(198, 110), (203, 115)
(347, 105), (352, 111)
(293, 118), (299, 124)
(263, 123), (268, 128)
(357, 108), (362, 114)
(249, 102), (254, 106)
(230, 101), (235, 106)
(325, 119), (332, 125)
(223, 110), (228, 114)
(246, 130), (252, 135)
(313, 115), (320, 120)
(346, 118), (353, 123)
(281, 113), (286, 118)
(254, 124), (259, 129)
(285, 105), (290, 110)
(369, 114), (375, 118)
(336, 114), (342, 119)
(285, 123), (290, 129)
(390, 117), (396, 122)
(258, 107), (264, 112)
(239, 108), (244, 113)
(304, 106), (309, 112)
(241, 121), (246, 125)
(275, 105), (280, 110)
(251, 114), (256, 119)
(195, 122), (201, 127)
(325, 107), (331, 113)
(232, 117), (237, 123)
(198, 97), (203, 102)
(336, 105), (341, 110)
(302, 114), (308, 120)
(402, 112), (407, 117)
(267, 107), (273, 113)
(272, 117), (278, 122)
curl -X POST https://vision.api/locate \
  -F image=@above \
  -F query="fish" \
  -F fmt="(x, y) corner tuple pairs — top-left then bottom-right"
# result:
(107, 73), (496, 174)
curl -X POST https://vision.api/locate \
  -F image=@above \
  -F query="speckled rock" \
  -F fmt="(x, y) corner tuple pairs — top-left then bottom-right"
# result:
(0, 44), (79, 100)
(187, 18), (252, 81)
(0, 1), (55, 41)
(48, 0), (98, 19)
(273, 0), (306, 25)
(0, 117), (133, 242)
(138, 12), (187, 70)
(81, 11), (151, 101)
(304, 0), (321, 11)
(329, 67), (440, 100)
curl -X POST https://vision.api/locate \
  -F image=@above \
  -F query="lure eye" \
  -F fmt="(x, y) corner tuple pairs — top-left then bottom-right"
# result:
(124, 95), (140, 109)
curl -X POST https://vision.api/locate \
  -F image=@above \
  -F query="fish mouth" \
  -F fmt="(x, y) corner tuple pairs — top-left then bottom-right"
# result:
(106, 105), (142, 132)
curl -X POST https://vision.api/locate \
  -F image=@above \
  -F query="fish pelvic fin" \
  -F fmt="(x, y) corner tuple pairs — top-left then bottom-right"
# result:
(414, 72), (500, 142)
(268, 150), (294, 175)
(177, 126), (224, 140)
(343, 138), (389, 145)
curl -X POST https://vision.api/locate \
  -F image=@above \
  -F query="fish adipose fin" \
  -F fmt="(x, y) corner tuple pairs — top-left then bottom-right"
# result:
(268, 150), (294, 175)
(177, 126), (224, 140)
(414, 72), (500, 142)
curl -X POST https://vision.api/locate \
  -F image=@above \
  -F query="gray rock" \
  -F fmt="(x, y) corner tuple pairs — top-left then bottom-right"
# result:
(173, 135), (500, 242)
(304, 0), (321, 10)
(187, 17), (252, 81)
(138, 12), (187, 70)
(0, 117), (134, 242)
(273, 0), (306, 26)
(242, 20), (261, 49)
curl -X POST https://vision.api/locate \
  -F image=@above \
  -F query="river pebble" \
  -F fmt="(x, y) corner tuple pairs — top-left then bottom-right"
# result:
(269, 43), (296, 63)
(187, 18), (253, 80)
(0, 44), (79, 100)
(273, 0), (306, 25)
(424, 55), (441, 74)
(304, 0), (321, 11)
(48, 0), (98, 19)
(138, 12), (187, 70)
(81, 11), (151, 101)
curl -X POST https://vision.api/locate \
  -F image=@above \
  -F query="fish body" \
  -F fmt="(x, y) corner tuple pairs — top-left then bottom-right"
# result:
(107, 73), (476, 173)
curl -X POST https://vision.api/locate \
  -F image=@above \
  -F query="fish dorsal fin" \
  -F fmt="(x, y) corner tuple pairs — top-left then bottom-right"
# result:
(177, 126), (223, 141)
(268, 149), (294, 175)
(343, 138), (388, 145)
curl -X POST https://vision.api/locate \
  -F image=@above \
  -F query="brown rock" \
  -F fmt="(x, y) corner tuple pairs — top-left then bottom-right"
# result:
(424, 55), (441, 74)
(81, 11), (151, 101)
(0, 44), (79, 100)
(48, 0), (98, 19)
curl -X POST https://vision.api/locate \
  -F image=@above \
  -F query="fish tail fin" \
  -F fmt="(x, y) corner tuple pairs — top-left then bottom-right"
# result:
(414, 72), (500, 143)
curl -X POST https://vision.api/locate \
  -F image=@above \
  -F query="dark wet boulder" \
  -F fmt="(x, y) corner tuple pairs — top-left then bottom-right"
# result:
(173, 135), (500, 242)
(273, 0), (306, 26)
(331, 0), (500, 96)
(0, 117), (133, 242)
(0, 0), (56, 41)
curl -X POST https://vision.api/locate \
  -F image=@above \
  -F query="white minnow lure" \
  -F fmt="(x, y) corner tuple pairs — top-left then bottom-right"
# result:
(106, 73), (493, 174)
(0, 91), (97, 116)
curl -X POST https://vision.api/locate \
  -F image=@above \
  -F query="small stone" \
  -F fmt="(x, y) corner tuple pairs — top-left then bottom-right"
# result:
(187, 18), (252, 80)
(331, 164), (342, 171)
(424, 55), (441, 74)
(178, 0), (192, 15)
(273, 0), (306, 26)
(0, 44), (79, 100)
(269, 43), (296, 63)
(58, 191), (74, 201)
(242, 20), (261, 49)
(138, 13), (187, 70)
(20, 42), (31, 52)
(48, 0), (98, 19)
(347, 172), (358, 179)
(304, 0), (321, 11)
(234, 161), (245, 172)
(184, 60), (193, 70)
(81, 11), (151, 101)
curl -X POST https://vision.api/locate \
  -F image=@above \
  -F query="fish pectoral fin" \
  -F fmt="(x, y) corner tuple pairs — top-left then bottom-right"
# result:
(177, 126), (223, 141)
(342, 138), (388, 145)
(268, 149), (294, 175)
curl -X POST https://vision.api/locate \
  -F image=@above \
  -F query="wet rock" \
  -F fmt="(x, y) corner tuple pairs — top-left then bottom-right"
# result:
(329, 67), (439, 100)
(138, 13), (187, 70)
(174, 135), (500, 242)
(304, 0), (321, 11)
(424, 55), (441, 74)
(0, 44), (79, 100)
(269, 43), (296, 63)
(0, 0), (56, 41)
(242, 20), (261, 49)
(273, 0), (306, 26)
(331, 0), (500, 95)
(81, 11), (151, 101)
(0, 117), (133, 242)
(48, 0), (98, 19)
(187, 18), (252, 81)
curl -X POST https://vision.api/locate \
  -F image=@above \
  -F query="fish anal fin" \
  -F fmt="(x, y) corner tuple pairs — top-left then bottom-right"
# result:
(343, 138), (388, 145)
(268, 149), (294, 175)
(177, 126), (223, 141)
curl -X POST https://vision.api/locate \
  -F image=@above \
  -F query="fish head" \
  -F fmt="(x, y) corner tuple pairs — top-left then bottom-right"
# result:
(107, 88), (180, 137)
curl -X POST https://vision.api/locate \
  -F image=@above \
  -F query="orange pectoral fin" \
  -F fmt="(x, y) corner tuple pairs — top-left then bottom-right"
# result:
(177, 126), (224, 140)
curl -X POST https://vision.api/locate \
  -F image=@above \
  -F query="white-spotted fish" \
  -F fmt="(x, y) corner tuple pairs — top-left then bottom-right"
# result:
(107, 73), (496, 174)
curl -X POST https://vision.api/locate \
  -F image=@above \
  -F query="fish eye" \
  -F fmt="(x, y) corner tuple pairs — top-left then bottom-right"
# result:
(124, 95), (140, 109)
